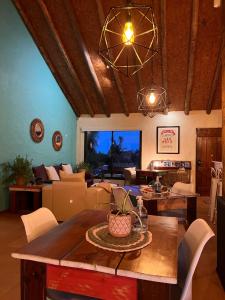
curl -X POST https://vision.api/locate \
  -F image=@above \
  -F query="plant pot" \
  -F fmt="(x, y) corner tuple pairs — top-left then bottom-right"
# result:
(108, 213), (132, 237)
(16, 176), (26, 186)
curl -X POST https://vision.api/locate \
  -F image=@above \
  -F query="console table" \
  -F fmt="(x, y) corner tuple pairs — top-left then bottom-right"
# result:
(135, 169), (168, 185)
(9, 185), (42, 213)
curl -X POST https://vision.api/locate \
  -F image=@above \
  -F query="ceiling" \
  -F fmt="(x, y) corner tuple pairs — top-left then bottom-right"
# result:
(12, 0), (223, 117)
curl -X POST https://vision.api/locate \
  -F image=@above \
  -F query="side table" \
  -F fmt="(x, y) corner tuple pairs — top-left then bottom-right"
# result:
(9, 185), (43, 213)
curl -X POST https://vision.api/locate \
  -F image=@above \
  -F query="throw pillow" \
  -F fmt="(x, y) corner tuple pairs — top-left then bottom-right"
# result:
(59, 170), (85, 182)
(54, 164), (62, 176)
(32, 164), (48, 182)
(45, 166), (60, 181)
(62, 164), (73, 174)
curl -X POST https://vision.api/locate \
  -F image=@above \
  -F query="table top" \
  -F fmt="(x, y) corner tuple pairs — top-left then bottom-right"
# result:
(9, 184), (43, 192)
(136, 169), (168, 174)
(124, 185), (198, 199)
(12, 209), (178, 284)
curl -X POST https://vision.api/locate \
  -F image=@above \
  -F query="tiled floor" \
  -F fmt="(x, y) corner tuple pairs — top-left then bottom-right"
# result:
(0, 197), (224, 300)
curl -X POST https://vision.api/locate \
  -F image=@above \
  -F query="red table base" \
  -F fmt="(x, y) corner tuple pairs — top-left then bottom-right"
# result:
(47, 265), (137, 300)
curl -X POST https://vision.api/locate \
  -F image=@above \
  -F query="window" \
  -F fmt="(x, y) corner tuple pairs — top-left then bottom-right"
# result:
(84, 130), (141, 178)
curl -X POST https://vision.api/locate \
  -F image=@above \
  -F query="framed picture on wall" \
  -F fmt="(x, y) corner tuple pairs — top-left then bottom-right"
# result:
(157, 126), (180, 154)
(52, 131), (63, 151)
(30, 118), (44, 143)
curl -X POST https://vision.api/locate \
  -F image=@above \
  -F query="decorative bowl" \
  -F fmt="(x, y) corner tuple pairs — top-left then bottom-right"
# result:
(140, 187), (154, 199)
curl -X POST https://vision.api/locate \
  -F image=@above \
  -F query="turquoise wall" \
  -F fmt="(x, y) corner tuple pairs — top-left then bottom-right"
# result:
(0, 1), (77, 210)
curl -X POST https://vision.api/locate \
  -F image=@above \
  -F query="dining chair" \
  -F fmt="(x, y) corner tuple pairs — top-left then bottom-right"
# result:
(177, 218), (215, 300)
(21, 207), (58, 242)
(112, 187), (134, 211)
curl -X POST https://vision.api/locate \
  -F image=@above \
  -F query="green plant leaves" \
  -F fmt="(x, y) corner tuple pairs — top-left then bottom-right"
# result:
(0, 155), (33, 186)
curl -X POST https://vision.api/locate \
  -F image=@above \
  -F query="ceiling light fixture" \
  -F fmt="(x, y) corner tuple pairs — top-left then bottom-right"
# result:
(137, 86), (167, 118)
(99, 3), (158, 77)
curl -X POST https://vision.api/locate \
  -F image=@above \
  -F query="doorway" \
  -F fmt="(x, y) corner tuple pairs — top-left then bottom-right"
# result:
(196, 128), (222, 196)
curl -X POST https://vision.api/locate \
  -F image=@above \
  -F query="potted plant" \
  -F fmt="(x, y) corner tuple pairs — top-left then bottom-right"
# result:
(75, 161), (92, 173)
(108, 190), (142, 237)
(0, 155), (33, 186)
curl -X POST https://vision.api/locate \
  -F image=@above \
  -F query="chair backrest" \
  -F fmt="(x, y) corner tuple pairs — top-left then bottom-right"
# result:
(123, 167), (136, 185)
(21, 207), (58, 243)
(178, 219), (215, 300)
(171, 182), (194, 195)
(112, 187), (134, 211)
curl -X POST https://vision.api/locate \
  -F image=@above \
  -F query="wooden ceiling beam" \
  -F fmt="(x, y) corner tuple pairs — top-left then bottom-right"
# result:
(37, 0), (94, 117)
(160, 0), (168, 108)
(206, 37), (224, 114)
(12, 0), (81, 117)
(95, 0), (129, 117)
(133, 62), (146, 116)
(64, 1), (110, 117)
(184, 0), (199, 115)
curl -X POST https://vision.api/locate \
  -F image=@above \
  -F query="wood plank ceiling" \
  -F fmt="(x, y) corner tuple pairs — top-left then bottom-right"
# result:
(12, 0), (223, 117)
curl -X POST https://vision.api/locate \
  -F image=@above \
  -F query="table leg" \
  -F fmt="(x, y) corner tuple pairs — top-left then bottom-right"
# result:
(10, 191), (17, 213)
(33, 192), (41, 211)
(144, 200), (158, 215)
(21, 260), (46, 300)
(138, 280), (172, 300)
(187, 196), (197, 225)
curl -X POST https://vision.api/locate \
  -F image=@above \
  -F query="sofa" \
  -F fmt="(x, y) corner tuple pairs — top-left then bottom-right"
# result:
(42, 181), (112, 221)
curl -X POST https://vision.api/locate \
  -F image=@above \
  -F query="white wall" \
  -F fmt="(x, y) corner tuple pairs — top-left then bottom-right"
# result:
(76, 110), (222, 188)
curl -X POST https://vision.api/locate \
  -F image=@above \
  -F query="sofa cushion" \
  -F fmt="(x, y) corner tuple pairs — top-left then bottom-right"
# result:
(60, 170), (85, 182)
(32, 164), (49, 182)
(54, 164), (62, 176)
(62, 164), (73, 174)
(45, 166), (60, 181)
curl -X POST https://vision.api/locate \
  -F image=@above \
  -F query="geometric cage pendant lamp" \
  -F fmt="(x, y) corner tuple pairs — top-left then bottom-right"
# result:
(99, 3), (158, 77)
(137, 85), (167, 118)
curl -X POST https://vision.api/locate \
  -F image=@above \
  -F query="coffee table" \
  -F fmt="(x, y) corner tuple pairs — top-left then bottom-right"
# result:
(124, 185), (198, 226)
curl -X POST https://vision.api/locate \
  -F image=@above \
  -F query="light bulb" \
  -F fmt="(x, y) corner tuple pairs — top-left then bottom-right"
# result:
(122, 21), (134, 45)
(149, 92), (156, 104)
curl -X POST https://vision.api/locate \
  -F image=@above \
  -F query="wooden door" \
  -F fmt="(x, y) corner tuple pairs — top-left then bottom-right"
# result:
(196, 128), (222, 196)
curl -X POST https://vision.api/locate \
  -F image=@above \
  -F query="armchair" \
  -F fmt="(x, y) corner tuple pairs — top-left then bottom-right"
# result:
(123, 167), (136, 185)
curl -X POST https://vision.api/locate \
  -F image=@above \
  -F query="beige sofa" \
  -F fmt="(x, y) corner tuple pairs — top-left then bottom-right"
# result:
(42, 181), (112, 221)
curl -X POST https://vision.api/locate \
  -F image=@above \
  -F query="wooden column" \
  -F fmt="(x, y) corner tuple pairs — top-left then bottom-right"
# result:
(222, 0), (225, 197)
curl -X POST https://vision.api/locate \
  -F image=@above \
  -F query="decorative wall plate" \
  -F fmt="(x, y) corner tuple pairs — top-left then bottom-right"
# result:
(52, 131), (63, 151)
(30, 118), (44, 143)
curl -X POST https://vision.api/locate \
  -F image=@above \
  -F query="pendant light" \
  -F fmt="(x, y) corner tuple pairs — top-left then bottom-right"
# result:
(137, 54), (167, 117)
(99, 2), (158, 77)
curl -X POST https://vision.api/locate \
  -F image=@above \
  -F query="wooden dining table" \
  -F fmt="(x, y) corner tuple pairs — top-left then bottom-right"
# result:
(12, 209), (178, 300)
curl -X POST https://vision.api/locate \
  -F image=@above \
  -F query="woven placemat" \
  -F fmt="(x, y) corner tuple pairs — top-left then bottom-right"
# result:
(86, 222), (152, 252)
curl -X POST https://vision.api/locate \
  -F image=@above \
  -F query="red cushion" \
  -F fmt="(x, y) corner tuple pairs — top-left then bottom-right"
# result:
(32, 164), (48, 182)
